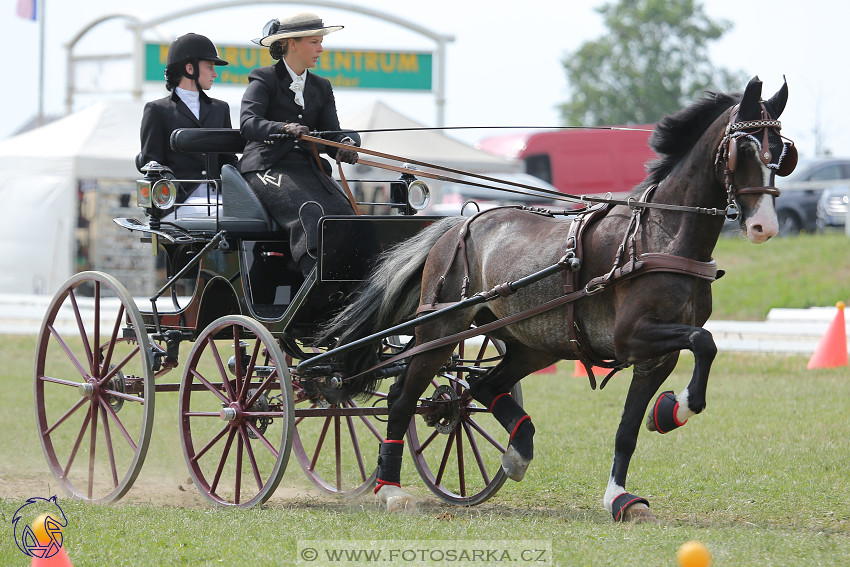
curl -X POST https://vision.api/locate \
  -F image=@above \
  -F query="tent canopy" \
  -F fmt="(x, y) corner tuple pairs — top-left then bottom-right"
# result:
(0, 100), (144, 179)
(341, 101), (519, 174)
(0, 101), (144, 294)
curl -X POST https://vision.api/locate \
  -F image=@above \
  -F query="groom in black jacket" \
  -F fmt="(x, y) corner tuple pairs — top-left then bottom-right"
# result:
(139, 33), (237, 203)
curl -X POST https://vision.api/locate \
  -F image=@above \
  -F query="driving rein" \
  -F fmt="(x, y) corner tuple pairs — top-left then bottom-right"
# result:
(301, 101), (793, 220)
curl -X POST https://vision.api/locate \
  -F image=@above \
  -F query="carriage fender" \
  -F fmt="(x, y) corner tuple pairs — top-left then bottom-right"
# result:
(195, 273), (241, 330)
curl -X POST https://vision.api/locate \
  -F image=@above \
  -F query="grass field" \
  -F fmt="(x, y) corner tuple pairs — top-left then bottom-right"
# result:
(711, 231), (850, 319)
(2, 327), (849, 565)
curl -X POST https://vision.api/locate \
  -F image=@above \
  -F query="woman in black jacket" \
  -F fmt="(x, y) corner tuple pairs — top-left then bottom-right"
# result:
(239, 12), (360, 277)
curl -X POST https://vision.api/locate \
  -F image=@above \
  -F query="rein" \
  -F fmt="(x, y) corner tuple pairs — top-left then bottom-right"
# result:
(296, 134), (733, 218)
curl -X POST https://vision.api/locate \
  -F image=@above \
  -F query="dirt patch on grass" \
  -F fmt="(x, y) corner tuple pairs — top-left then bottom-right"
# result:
(1, 466), (357, 509)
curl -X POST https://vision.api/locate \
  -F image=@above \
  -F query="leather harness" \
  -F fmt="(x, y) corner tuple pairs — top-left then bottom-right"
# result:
(406, 185), (720, 390)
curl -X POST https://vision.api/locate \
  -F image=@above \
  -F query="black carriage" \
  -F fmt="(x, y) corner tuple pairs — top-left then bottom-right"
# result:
(33, 128), (521, 507)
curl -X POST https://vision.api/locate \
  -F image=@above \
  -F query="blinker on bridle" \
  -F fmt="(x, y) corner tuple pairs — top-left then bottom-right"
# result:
(716, 101), (798, 220)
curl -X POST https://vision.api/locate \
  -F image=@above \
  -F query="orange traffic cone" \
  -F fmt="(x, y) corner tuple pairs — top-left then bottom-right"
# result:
(573, 360), (608, 377)
(807, 301), (848, 369)
(535, 363), (557, 374)
(31, 546), (72, 567)
(30, 512), (72, 567)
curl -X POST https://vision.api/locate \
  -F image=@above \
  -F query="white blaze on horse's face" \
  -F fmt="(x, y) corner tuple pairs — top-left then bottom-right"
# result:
(742, 162), (780, 244)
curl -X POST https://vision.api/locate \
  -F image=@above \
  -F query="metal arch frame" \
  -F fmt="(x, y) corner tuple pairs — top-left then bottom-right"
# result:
(64, 14), (140, 114)
(126, 0), (455, 126)
(64, 13), (173, 115)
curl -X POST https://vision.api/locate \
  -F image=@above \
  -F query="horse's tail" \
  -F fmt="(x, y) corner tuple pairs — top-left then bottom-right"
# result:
(313, 216), (466, 400)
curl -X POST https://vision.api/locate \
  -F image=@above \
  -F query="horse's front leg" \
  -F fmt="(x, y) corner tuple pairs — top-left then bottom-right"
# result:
(638, 325), (717, 433)
(604, 356), (678, 523)
(604, 321), (717, 522)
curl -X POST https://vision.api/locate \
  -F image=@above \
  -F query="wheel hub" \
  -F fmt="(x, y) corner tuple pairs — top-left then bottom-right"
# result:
(104, 367), (126, 412)
(423, 384), (462, 434)
(246, 388), (271, 438)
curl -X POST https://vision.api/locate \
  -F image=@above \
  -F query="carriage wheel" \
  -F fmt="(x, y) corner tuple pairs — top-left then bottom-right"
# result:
(291, 392), (385, 498)
(406, 336), (522, 506)
(290, 338), (406, 497)
(179, 315), (294, 507)
(34, 271), (155, 503)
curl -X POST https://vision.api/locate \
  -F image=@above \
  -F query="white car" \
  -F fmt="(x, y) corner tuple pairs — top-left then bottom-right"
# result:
(424, 172), (562, 216)
(816, 185), (849, 230)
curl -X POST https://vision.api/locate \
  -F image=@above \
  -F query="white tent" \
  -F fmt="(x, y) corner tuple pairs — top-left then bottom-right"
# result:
(0, 101), (144, 294)
(341, 101), (519, 175)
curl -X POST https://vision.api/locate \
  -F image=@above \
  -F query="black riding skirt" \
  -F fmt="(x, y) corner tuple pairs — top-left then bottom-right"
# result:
(244, 151), (354, 273)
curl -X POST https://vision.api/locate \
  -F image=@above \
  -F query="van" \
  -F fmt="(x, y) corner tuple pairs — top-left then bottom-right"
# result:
(477, 127), (656, 201)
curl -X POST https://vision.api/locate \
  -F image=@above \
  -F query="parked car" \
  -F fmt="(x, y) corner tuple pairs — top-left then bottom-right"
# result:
(424, 172), (561, 216)
(816, 185), (849, 230)
(774, 158), (850, 235)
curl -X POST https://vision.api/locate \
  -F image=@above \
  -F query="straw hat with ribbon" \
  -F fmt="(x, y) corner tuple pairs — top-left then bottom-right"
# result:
(253, 13), (343, 47)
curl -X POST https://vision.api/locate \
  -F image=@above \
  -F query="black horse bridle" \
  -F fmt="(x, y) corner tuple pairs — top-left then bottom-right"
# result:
(715, 101), (798, 218)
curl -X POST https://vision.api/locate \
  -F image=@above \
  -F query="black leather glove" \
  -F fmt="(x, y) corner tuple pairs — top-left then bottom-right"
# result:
(336, 138), (359, 164)
(282, 123), (309, 139)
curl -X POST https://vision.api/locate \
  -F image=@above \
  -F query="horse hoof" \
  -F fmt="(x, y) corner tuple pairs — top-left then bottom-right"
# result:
(611, 492), (655, 523)
(386, 495), (417, 513)
(501, 446), (530, 481)
(645, 412), (658, 432)
(646, 390), (687, 434)
(621, 502), (659, 524)
(377, 484), (417, 513)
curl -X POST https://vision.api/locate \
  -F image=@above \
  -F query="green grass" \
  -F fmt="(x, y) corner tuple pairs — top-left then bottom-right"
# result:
(2, 328), (849, 566)
(711, 232), (850, 319)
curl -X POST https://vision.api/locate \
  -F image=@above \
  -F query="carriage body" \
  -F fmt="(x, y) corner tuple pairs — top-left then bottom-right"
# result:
(33, 129), (520, 507)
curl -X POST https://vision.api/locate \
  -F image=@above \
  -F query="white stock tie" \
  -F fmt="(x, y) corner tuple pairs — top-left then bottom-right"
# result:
(290, 78), (305, 108)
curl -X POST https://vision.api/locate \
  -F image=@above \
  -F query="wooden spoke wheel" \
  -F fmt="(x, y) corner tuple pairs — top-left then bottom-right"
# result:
(292, 388), (386, 498)
(406, 336), (522, 506)
(289, 339), (406, 497)
(179, 316), (294, 507)
(34, 271), (155, 503)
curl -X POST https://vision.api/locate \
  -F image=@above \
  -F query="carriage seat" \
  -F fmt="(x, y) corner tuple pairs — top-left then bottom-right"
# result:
(167, 166), (280, 236)
(165, 129), (280, 237)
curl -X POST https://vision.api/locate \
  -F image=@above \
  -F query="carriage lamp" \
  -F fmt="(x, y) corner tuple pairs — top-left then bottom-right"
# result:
(137, 161), (176, 210)
(406, 180), (431, 211)
(151, 179), (177, 210)
(135, 180), (151, 208)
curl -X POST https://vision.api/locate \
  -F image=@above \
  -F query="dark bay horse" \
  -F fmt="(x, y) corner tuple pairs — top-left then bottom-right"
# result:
(315, 77), (796, 521)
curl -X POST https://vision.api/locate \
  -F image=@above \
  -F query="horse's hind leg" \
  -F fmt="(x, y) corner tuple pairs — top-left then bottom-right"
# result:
(375, 343), (459, 512)
(468, 342), (557, 481)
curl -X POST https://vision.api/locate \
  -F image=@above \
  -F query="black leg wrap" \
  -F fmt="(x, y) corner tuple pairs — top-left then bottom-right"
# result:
(611, 492), (650, 522)
(491, 394), (535, 460)
(651, 390), (688, 434)
(376, 441), (404, 485)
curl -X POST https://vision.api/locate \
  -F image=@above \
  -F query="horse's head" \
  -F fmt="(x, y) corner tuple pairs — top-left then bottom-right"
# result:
(717, 76), (797, 243)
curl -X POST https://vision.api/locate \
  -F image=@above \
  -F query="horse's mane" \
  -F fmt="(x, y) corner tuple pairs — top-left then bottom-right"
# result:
(641, 90), (740, 188)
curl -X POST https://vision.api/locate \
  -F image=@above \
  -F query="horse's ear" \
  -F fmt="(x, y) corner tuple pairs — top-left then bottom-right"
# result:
(739, 76), (763, 120)
(765, 76), (789, 118)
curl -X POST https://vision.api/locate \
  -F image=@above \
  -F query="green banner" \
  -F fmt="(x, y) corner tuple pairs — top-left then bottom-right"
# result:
(145, 43), (432, 91)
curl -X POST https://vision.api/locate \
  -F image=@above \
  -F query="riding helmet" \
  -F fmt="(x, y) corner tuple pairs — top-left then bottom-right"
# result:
(166, 33), (228, 66)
